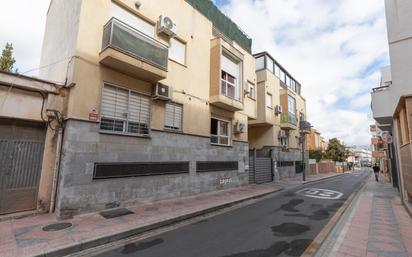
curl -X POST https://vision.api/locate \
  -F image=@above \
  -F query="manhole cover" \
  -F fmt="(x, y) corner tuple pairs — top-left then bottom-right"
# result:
(42, 222), (73, 232)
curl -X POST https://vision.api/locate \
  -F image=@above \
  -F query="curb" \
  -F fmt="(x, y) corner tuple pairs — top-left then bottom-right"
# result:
(403, 200), (412, 220)
(302, 173), (347, 185)
(301, 173), (369, 257)
(38, 187), (283, 257)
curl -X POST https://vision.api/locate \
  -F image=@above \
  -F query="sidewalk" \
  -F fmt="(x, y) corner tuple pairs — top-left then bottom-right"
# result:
(0, 184), (279, 257)
(314, 174), (412, 257)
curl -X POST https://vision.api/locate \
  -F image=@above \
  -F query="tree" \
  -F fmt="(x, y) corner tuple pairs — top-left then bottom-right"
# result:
(309, 149), (324, 163)
(324, 138), (349, 162)
(0, 43), (16, 72)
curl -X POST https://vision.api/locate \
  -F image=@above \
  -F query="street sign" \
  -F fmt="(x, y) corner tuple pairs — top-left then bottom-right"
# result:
(296, 188), (343, 200)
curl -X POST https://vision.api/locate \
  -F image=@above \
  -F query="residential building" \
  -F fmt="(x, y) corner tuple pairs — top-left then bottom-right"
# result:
(320, 136), (328, 151)
(371, 0), (412, 204)
(248, 52), (308, 179)
(307, 128), (322, 151)
(40, 0), (257, 216)
(0, 71), (67, 215)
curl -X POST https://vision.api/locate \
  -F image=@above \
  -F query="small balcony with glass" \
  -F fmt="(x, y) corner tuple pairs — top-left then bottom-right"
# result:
(280, 94), (298, 130)
(210, 38), (244, 112)
(255, 52), (302, 95)
(99, 18), (168, 83)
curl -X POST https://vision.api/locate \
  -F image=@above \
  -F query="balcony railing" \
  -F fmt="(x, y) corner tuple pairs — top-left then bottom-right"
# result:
(281, 112), (297, 125)
(102, 18), (168, 71)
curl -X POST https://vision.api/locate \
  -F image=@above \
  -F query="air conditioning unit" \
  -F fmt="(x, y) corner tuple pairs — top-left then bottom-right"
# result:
(274, 105), (283, 115)
(233, 122), (245, 134)
(278, 130), (287, 139)
(157, 16), (177, 37)
(153, 83), (172, 100)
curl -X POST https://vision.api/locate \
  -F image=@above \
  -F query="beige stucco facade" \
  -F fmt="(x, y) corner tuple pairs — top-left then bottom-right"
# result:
(41, 0), (256, 143)
(0, 71), (67, 214)
(37, 0), (260, 215)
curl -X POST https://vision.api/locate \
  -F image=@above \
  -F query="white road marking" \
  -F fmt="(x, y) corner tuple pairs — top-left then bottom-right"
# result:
(296, 188), (343, 200)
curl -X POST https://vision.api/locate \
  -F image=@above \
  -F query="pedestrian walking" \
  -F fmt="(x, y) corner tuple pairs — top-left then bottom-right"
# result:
(372, 163), (380, 182)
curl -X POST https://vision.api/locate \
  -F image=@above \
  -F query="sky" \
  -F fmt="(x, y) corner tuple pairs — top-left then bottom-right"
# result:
(213, 0), (389, 147)
(0, 0), (389, 147)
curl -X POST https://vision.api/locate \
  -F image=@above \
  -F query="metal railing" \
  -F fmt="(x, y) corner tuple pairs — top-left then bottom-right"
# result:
(102, 18), (168, 71)
(372, 85), (390, 92)
(281, 112), (297, 125)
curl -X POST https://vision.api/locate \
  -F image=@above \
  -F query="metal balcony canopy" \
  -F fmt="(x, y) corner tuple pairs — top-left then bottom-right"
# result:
(186, 0), (252, 53)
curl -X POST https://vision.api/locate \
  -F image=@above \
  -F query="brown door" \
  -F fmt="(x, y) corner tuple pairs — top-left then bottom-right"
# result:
(0, 119), (46, 215)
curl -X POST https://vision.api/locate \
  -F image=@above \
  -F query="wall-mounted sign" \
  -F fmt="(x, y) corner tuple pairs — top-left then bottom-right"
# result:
(372, 151), (385, 158)
(371, 137), (379, 145)
(370, 125), (377, 132)
(89, 109), (99, 121)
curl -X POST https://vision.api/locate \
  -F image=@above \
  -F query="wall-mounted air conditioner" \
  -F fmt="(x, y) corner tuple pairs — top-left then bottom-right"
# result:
(275, 105), (283, 115)
(233, 122), (245, 133)
(157, 15), (177, 37)
(153, 83), (172, 100)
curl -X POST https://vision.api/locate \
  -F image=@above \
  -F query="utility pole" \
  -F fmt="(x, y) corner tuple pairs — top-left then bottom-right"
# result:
(301, 128), (306, 181)
(300, 117), (311, 182)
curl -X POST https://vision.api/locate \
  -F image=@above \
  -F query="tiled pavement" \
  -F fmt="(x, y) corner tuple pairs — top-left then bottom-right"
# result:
(315, 174), (412, 257)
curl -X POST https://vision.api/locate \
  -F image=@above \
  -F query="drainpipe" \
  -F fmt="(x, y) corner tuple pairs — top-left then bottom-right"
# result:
(49, 122), (65, 213)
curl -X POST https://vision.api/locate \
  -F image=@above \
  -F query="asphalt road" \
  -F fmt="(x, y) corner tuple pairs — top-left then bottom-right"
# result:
(94, 169), (370, 257)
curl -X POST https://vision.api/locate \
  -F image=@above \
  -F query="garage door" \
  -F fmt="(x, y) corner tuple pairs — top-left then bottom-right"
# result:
(255, 158), (273, 184)
(0, 119), (46, 215)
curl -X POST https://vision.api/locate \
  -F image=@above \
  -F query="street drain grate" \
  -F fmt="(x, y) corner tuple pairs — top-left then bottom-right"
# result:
(42, 222), (73, 232)
(100, 208), (134, 219)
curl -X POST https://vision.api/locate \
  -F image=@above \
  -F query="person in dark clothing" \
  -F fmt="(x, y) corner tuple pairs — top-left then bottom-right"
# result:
(372, 163), (380, 182)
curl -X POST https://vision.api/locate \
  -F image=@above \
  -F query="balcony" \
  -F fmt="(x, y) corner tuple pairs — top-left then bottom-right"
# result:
(371, 86), (393, 130)
(280, 112), (297, 130)
(209, 38), (244, 112)
(99, 18), (168, 82)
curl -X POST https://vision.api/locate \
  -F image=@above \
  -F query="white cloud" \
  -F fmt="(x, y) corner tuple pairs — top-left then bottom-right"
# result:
(220, 0), (389, 146)
(0, 0), (50, 74)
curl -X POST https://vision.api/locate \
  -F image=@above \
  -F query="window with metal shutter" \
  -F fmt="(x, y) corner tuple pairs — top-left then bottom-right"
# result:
(100, 83), (151, 135)
(164, 103), (182, 131)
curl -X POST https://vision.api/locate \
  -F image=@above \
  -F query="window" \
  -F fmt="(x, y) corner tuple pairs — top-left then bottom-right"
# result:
(221, 52), (240, 100)
(211, 118), (230, 146)
(221, 71), (237, 99)
(164, 102), (183, 131)
(100, 83), (150, 136)
(279, 69), (286, 83)
(274, 64), (281, 78)
(110, 2), (154, 37)
(266, 93), (273, 108)
(288, 95), (296, 115)
(169, 38), (186, 65)
(247, 82), (255, 99)
(266, 57), (274, 73)
(255, 56), (264, 70)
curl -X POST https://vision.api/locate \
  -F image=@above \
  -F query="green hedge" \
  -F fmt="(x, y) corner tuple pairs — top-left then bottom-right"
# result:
(186, 0), (252, 53)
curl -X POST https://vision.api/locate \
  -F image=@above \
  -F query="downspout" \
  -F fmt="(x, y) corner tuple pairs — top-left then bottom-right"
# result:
(49, 120), (65, 213)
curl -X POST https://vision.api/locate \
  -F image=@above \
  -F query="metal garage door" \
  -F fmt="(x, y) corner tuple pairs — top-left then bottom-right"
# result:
(255, 158), (273, 184)
(0, 120), (46, 215)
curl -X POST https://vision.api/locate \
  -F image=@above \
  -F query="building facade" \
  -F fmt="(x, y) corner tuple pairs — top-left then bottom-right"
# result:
(0, 71), (67, 215)
(248, 52), (308, 179)
(371, 0), (412, 204)
(40, 0), (258, 216)
(307, 128), (322, 151)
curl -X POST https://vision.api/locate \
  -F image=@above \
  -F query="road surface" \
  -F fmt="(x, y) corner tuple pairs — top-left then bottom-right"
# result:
(93, 169), (370, 257)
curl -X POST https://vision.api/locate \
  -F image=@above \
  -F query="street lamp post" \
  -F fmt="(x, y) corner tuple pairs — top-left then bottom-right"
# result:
(300, 119), (311, 182)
